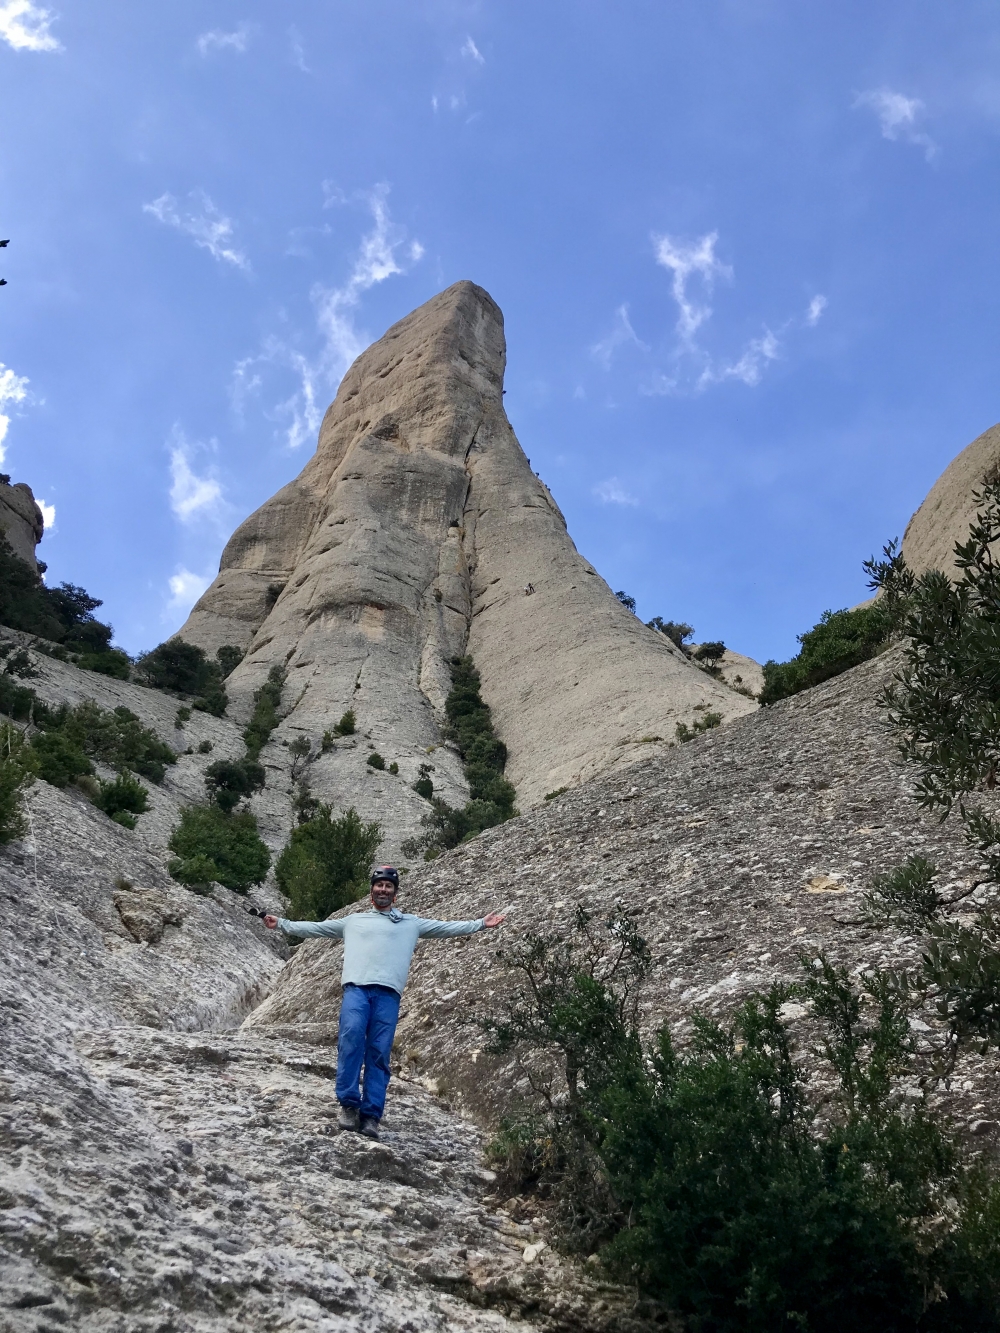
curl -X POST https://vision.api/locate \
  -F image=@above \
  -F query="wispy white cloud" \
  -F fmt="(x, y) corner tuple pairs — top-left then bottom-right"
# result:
(806, 294), (827, 326)
(591, 305), (648, 370)
(234, 186), (422, 449)
(699, 329), (780, 388)
(594, 477), (639, 507)
(854, 88), (937, 160)
(653, 231), (732, 344)
(462, 36), (484, 64)
(167, 568), (212, 616)
(168, 430), (225, 524)
(143, 190), (250, 271)
(196, 23), (253, 56)
(0, 1), (61, 52)
(646, 230), (784, 394)
(0, 363), (30, 464)
(37, 498), (55, 530)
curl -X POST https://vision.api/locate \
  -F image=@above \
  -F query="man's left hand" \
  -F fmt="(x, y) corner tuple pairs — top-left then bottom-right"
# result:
(483, 912), (506, 929)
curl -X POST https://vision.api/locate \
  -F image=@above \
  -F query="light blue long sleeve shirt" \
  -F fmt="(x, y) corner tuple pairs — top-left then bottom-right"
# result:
(277, 906), (486, 995)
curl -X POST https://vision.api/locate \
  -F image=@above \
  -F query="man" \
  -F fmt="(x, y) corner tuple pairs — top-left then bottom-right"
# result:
(265, 867), (505, 1140)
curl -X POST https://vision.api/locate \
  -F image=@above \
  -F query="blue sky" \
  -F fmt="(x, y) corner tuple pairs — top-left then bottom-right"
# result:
(1, 1), (999, 663)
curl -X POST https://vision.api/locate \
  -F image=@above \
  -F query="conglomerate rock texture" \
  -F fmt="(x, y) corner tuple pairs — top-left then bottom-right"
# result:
(903, 420), (1000, 576)
(0, 647), (651, 1333)
(249, 648), (1000, 1151)
(176, 281), (753, 855)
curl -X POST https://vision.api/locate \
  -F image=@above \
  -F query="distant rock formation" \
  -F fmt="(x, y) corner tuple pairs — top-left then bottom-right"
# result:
(177, 281), (754, 848)
(0, 475), (44, 569)
(903, 421), (1000, 576)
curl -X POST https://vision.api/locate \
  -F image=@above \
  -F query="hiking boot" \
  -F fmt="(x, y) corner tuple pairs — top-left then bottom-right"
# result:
(359, 1115), (380, 1140)
(337, 1105), (360, 1132)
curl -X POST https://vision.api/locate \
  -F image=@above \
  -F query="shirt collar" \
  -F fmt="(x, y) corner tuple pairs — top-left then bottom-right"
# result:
(372, 906), (404, 922)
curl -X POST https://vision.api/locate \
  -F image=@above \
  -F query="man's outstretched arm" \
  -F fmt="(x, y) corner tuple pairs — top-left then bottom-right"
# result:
(264, 916), (347, 938)
(416, 912), (505, 939)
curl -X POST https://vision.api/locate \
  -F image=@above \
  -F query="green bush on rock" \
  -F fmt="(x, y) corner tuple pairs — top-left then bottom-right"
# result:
(760, 604), (892, 705)
(276, 806), (381, 920)
(243, 665), (286, 758)
(95, 771), (150, 829)
(0, 723), (38, 843)
(168, 805), (270, 893)
(404, 656), (517, 860)
(483, 908), (1000, 1332)
(136, 639), (242, 716)
(0, 534), (126, 677)
(30, 729), (94, 787)
(204, 757), (265, 814)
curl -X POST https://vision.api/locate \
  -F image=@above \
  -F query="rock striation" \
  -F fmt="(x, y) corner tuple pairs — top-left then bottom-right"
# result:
(0, 477), (44, 569)
(902, 420), (1000, 576)
(177, 282), (754, 854)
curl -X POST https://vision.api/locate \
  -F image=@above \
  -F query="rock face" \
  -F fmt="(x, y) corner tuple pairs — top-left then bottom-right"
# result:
(248, 647), (1000, 1156)
(0, 477), (44, 569)
(902, 421), (1000, 576)
(177, 282), (754, 854)
(1, 647), (647, 1332)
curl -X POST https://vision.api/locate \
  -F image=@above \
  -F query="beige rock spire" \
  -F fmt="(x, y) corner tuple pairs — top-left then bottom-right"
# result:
(178, 281), (754, 849)
(0, 477), (45, 569)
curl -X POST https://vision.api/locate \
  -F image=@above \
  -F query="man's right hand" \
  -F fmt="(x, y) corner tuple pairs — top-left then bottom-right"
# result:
(264, 915), (279, 929)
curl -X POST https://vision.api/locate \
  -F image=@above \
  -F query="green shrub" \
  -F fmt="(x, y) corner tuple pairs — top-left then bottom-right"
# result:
(545, 787), (568, 800)
(0, 723), (38, 842)
(110, 810), (138, 830)
(483, 910), (1000, 1332)
(46, 700), (176, 783)
(675, 710), (722, 742)
(30, 730), (94, 787)
(76, 648), (131, 679)
(333, 709), (356, 737)
(321, 729), (335, 752)
(760, 604), (891, 705)
(216, 644), (244, 678)
(367, 751), (385, 770)
(292, 779), (320, 825)
(275, 806), (381, 920)
(404, 657), (517, 858)
(204, 757), (265, 814)
(136, 639), (236, 716)
(388, 761), (399, 775)
(0, 533), (119, 659)
(137, 639), (211, 693)
(175, 706), (191, 727)
(167, 805), (270, 893)
(693, 639), (726, 671)
(0, 673), (43, 722)
(614, 590), (636, 612)
(243, 665), (286, 759)
(862, 856), (943, 928)
(95, 770), (150, 821)
(412, 762), (434, 799)
(2, 646), (36, 678)
(647, 617), (694, 652)
(197, 739), (213, 754)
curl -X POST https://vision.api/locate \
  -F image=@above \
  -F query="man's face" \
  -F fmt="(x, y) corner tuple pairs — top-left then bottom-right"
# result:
(371, 879), (397, 910)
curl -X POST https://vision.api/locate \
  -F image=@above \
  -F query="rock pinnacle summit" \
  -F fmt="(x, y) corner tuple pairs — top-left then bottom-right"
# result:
(178, 281), (753, 849)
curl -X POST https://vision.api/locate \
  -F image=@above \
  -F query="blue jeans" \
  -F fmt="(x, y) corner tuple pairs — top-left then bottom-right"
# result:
(336, 983), (401, 1120)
